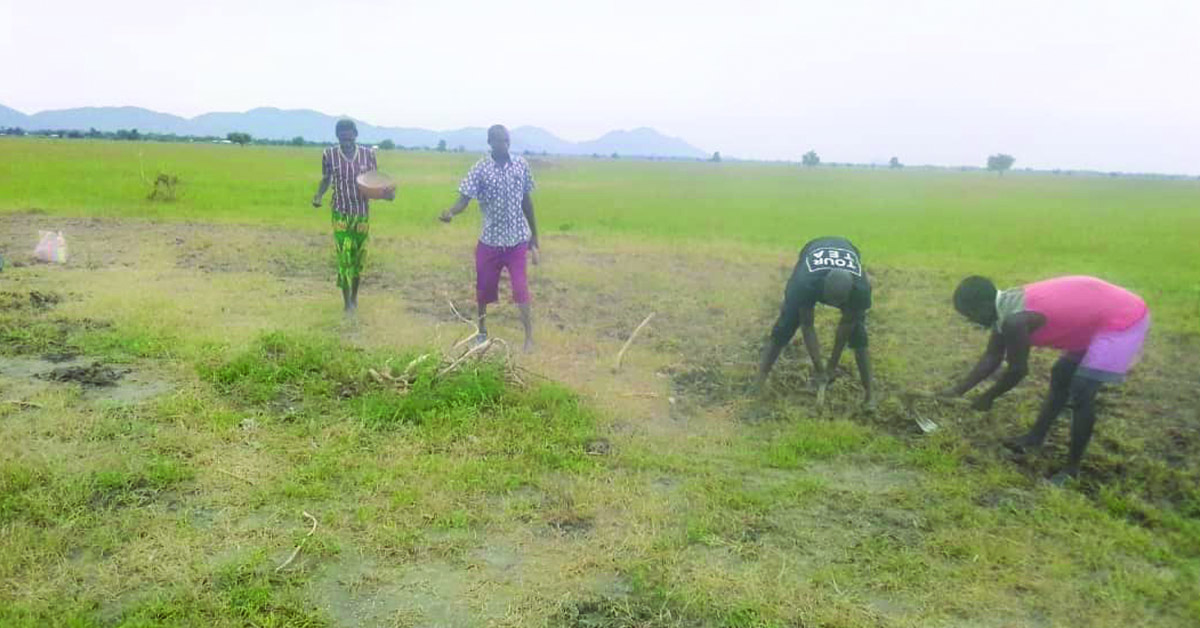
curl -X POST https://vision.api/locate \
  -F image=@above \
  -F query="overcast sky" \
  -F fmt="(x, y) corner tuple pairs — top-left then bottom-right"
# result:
(3, 0), (1199, 173)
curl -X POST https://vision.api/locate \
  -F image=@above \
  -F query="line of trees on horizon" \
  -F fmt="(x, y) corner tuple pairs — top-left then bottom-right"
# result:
(0, 125), (325, 146)
(0, 126), (622, 160)
(2, 127), (1192, 178)
(0, 126), (465, 151)
(0, 126), (531, 155)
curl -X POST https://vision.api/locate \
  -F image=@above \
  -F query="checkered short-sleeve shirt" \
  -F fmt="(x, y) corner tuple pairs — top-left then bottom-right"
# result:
(458, 155), (535, 247)
(322, 145), (377, 216)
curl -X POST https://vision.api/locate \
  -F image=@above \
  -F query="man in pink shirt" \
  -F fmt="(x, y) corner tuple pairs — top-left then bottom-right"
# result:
(943, 275), (1150, 484)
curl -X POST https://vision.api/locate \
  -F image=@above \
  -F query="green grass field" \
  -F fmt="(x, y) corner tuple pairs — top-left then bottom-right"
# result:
(2, 137), (1199, 627)
(5, 138), (1198, 329)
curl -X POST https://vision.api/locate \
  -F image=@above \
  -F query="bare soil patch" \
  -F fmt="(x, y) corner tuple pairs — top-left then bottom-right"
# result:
(38, 361), (127, 386)
(0, 290), (62, 311)
(1, 355), (172, 404)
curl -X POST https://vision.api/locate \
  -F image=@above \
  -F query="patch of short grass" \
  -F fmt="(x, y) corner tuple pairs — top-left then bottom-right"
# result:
(764, 417), (876, 468)
(200, 331), (366, 407)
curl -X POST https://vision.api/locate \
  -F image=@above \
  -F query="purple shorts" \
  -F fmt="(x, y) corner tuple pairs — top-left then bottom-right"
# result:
(1069, 313), (1150, 383)
(476, 241), (529, 306)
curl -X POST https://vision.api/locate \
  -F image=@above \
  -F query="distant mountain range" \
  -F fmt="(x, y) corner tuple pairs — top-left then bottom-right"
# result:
(0, 104), (709, 158)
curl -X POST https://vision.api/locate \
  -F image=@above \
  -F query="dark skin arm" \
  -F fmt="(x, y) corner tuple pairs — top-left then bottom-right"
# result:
(942, 330), (1005, 399)
(312, 175), (331, 207)
(855, 343), (874, 406)
(522, 191), (540, 264)
(797, 307), (824, 381)
(825, 309), (873, 404)
(439, 194), (471, 221)
(825, 310), (856, 376)
(943, 313), (1039, 409)
(974, 315), (1035, 409)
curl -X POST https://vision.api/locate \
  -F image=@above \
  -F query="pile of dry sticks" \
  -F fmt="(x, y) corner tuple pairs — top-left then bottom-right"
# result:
(367, 299), (534, 393)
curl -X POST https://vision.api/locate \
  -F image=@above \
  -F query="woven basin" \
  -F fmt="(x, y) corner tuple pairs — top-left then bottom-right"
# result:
(356, 171), (397, 199)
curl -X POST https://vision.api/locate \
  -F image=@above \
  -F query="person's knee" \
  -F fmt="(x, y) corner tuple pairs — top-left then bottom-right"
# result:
(770, 324), (794, 347)
(1051, 359), (1078, 392)
(1069, 377), (1101, 409)
(848, 325), (868, 349)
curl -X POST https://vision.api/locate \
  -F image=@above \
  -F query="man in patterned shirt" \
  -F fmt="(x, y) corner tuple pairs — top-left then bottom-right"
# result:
(440, 125), (540, 352)
(312, 119), (392, 313)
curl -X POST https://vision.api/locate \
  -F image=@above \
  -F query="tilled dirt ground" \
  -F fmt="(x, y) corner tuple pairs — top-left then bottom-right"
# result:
(5, 211), (1198, 514)
(3, 211), (1199, 626)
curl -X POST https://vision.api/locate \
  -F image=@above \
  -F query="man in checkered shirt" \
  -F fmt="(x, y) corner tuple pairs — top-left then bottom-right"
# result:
(440, 125), (541, 352)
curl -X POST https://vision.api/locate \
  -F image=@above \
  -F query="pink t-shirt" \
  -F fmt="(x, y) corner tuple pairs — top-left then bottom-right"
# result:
(1022, 276), (1147, 352)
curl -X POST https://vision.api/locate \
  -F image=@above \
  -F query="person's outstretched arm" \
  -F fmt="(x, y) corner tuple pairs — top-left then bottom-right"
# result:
(969, 316), (1033, 410)
(825, 309), (860, 377)
(826, 309), (873, 405)
(855, 342), (873, 406)
(440, 194), (471, 222)
(942, 330), (1006, 398)
(797, 307), (825, 382)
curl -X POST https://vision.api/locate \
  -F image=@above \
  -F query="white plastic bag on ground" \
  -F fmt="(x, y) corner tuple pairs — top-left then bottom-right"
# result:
(34, 231), (68, 264)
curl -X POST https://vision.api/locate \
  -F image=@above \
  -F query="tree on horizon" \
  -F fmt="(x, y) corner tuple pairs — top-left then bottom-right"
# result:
(227, 132), (252, 146)
(987, 153), (1015, 175)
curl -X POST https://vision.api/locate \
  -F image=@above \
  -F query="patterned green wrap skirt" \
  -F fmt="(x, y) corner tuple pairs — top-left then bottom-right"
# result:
(332, 211), (369, 289)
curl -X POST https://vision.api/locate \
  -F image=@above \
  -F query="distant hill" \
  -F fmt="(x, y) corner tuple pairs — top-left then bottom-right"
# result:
(578, 127), (706, 158)
(25, 106), (192, 135)
(0, 104), (708, 158)
(0, 104), (29, 128)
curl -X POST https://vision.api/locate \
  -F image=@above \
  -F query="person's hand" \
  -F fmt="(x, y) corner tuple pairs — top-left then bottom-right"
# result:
(383, 187), (396, 201)
(970, 395), (994, 411)
(311, 195), (322, 208)
(439, 210), (453, 223)
(530, 244), (540, 266)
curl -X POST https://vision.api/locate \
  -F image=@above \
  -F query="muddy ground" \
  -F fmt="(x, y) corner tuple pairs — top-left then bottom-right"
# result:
(3, 212), (1199, 626)
(4, 209), (1198, 508)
